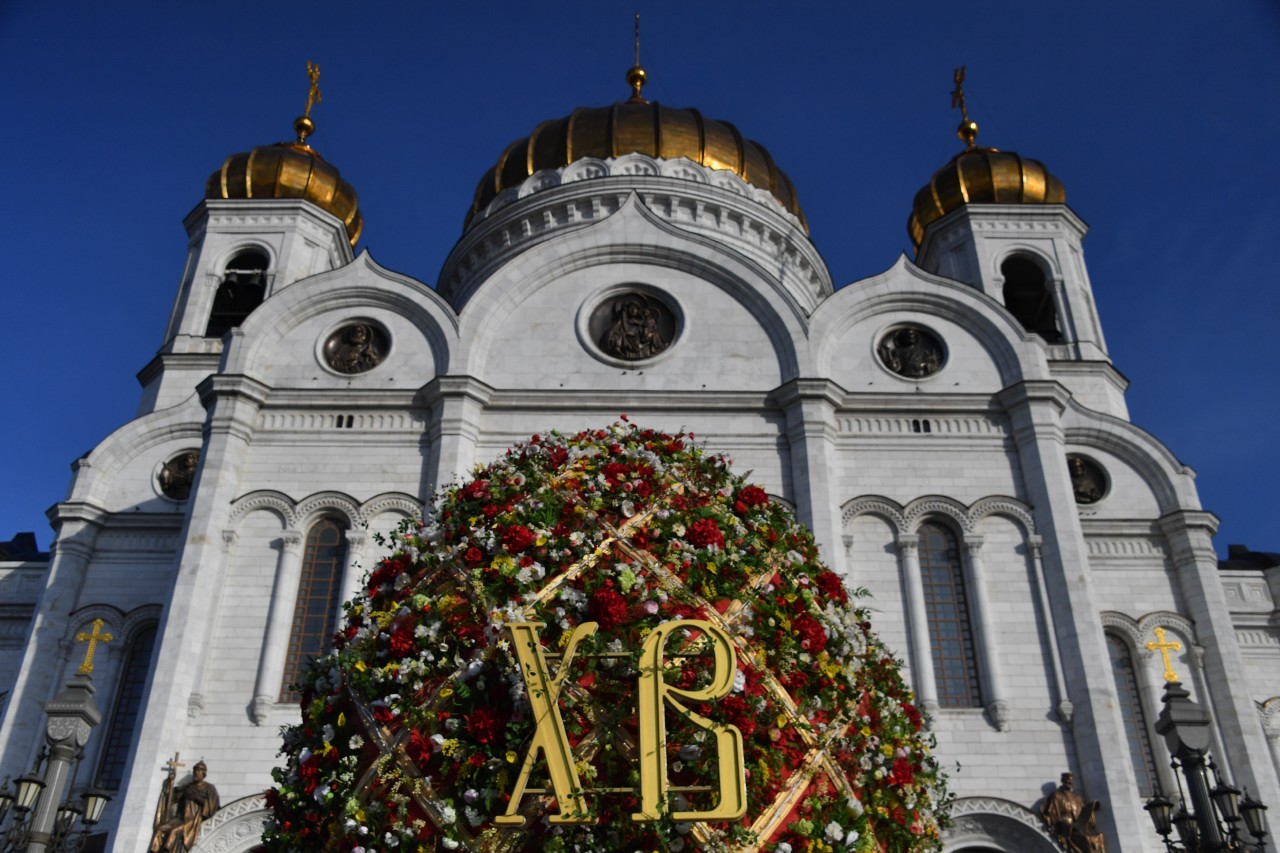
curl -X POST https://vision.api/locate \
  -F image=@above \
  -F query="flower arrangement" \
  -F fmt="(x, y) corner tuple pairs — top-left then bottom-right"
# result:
(263, 421), (949, 852)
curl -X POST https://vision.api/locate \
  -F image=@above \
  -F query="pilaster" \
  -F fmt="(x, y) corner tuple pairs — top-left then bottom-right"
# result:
(420, 375), (494, 488)
(112, 372), (269, 853)
(895, 535), (938, 714)
(995, 379), (1144, 847)
(963, 536), (1009, 731)
(770, 378), (846, 576)
(251, 530), (305, 724)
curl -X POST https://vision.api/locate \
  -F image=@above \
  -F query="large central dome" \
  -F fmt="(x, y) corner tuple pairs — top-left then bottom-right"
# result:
(466, 98), (807, 231)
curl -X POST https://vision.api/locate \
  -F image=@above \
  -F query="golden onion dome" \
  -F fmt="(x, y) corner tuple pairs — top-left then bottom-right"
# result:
(908, 117), (1065, 250)
(206, 115), (363, 247)
(466, 94), (806, 232)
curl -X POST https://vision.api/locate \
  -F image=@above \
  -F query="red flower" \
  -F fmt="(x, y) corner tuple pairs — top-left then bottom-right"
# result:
(590, 586), (630, 630)
(501, 525), (536, 553)
(465, 707), (503, 744)
(464, 546), (484, 564)
(462, 479), (490, 500)
(901, 701), (923, 730)
(388, 626), (415, 658)
(602, 462), (630, 485)
(737, 485), (769, 508)
(793, 615), (827, 653)
(815, 570), (849, 605)
(890, 756), (916, 787)
(686, 517), (725, 549)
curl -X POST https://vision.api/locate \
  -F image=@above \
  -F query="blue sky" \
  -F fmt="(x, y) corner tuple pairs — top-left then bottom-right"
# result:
(1, 2), (1276, 556)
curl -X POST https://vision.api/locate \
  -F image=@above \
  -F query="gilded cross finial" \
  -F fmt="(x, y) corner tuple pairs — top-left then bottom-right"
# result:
(626, 12), (648, 104)
(294, 61), (322, 146)
(1146, 626), (1183, 683)
(74, 618), (113, 675)
(951, 65), (979, 150)
(304, 61), (322, 119)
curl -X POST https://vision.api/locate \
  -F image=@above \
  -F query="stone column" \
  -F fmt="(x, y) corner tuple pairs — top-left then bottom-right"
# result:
(185, 529), (239, 719)
(962, 536), (1008, 731)
(113, 368), (269, 853)
(896, 535), (938, 714)
(1028, 535), (1072, 723)
(27, 674), (102, 853)
(996, 380), (1142, 846)
(1262, 702), (1280, 789)
(773, 379), (847, 577)
(251, 530), (305, 724)
(335, 530), (369, 632)
(1158, 510), (1280, 822)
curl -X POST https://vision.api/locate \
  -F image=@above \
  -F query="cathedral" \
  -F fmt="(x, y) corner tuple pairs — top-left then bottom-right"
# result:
(0, 57), (1276, 853)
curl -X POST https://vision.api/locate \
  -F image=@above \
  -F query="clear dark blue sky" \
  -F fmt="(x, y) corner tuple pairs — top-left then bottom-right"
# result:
(2, 3), (1276, 556)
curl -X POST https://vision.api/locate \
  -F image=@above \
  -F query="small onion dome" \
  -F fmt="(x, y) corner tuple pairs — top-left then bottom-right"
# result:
(206, 116), (363, 247)
(907, 137), (1065, 251)
(466, 101), (806, 232)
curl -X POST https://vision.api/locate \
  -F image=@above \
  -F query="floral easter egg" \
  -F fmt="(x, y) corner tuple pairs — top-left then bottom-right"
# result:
(264, 422), (948, 852)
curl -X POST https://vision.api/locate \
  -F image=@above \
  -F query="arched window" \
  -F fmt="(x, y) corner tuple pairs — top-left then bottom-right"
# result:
(97, 623), (158, 789)
(205, 249), (269, 337)
(1001, 255), (1061, 342)
(918, 522), (982, 707)
(1107, 633), (1161, 797)
(281, 517), (348, 699)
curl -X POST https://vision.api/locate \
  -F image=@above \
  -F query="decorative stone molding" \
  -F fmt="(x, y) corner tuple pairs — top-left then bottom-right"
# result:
(256, 410), (424, 432)
(841, 494), (1038, 539)
(1261, 697), (1280, 736)
(229, 490), (423, 531)
(188, 691), (206, 719)
(249, 694), (273, 726)
(943, 796), (1060, 851)
(1085, 536), (1168, 559)
(195, 794), (270, 853)
(987, 699), (1011, 732)
(836, 414), (1007, 436)
(443, 162), (830, 309)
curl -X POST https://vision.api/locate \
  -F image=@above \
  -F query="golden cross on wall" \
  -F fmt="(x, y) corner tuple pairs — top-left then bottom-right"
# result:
(75, 618), (113, 674)
(1146, 626), (1183, 683)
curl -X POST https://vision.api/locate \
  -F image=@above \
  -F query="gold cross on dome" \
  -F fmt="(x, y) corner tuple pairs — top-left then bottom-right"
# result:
(951, 66), (969, 122)
(304, 61), (322, 119)
(74, 618), (113, 674)
(1146, 626), (1183, 683)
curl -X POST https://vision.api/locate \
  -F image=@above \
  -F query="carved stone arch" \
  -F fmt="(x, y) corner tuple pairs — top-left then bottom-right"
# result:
(968, 496), (1037, 536)
(359, 492), (423, 526)
(192, 794), (269, 853)
(943, 797), (1060, 852)
(992, 244), (1061, 280)
(1062, 404), (1190, 512)
(65, 604), (126, 652)
(228, 490), (295, 527)
(1100, 610), (1144, 651)
(213, 240), (276, 279)
(117, 604), (163, 645)
(840, 495), (907, 534)
(766, 493), (796, 513)
(1137, 610), (1199, 647)
(293, 491), (361, 531)
(903, 495), (972, 534)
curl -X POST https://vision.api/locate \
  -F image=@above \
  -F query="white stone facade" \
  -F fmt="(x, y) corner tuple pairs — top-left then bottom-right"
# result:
(1, 141), (1277, 853)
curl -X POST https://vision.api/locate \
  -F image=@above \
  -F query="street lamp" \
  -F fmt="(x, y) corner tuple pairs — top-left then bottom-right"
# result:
(0, 669), (110, 853)
(1144, 680), (1270, 852)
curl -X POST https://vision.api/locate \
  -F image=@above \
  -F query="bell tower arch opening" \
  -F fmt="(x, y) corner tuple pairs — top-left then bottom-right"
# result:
(205, 248), (269, 338)
(1000, 254), (1061, 342)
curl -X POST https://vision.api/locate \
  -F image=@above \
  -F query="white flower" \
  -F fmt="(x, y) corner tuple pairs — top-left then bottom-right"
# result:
(733, 669), (746, 692)
(844, 829), (861, 846)
(776, 844), (793, 853)
(620, 499), (636, 517)
(825, 821), (845, 842)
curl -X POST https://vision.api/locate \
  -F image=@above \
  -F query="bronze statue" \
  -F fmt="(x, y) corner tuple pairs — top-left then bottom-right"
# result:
(1067, 455), (1105, 504)
(601, 294), (670, 360)
(150, 759), (220, 853)
(1040, 772), (1105, 852)
(158, 451), (199, 501)
(878, 327), (944, 378)
(324, 322), (385, 374)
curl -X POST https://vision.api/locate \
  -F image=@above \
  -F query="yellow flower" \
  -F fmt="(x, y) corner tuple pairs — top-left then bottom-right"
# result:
(439, 687), (454, 697)
(506, 751), (519, 764)
(337, 712), (346, 727)
(355, 660), (367, 672)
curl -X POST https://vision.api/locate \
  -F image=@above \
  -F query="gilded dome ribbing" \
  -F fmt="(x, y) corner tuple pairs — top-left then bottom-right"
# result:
(466, 101), (806, 232)
(206, 117), (363, 247)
